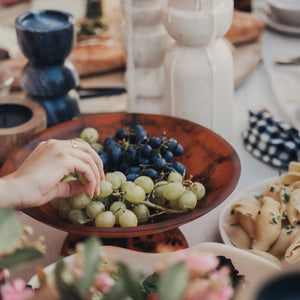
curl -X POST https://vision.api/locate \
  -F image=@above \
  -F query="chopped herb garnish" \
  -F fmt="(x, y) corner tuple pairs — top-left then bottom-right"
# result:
(270, 217), (277, 225)
(230, 223), (239, 227)
(287, 231), (293, 235)
(230, 209), (235, 215)
(258, 210), (261, 215)
(283, 193), (290, 203)
(269, 186), (275, 192)
(255, 195), (263, 199)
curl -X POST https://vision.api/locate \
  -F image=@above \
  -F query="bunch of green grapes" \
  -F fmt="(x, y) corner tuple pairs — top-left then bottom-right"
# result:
(51, 170), (206, 228)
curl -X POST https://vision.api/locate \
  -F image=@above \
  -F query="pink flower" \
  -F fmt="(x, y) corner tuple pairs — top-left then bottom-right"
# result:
(1, 279), (34, 300)
(173, 251), (220, 276)
(93, 272), (115, 294)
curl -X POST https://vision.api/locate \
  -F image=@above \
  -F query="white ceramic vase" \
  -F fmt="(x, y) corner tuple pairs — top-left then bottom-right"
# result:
(162, 0), (234, 142)
(120, 0), (172, 114)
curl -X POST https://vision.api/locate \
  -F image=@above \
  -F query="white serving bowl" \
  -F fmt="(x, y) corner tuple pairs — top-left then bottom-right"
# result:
(267, 0), (300, 27)
(28, 242), (281, 299)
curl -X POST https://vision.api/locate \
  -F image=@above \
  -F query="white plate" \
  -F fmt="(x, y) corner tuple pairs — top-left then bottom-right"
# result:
(219, 176), (280, 247)
(28, 243), (281, 299)
(260, 8), (300, 36)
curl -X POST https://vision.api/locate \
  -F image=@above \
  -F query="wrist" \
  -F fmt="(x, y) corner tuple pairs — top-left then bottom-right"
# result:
(0, 173), (26, 209)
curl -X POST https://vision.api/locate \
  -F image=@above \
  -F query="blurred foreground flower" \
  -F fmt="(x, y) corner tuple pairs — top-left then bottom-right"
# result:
(0, 209), (243, 300)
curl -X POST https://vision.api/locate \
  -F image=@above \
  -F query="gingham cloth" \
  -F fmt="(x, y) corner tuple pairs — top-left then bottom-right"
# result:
(242, 110), (300, 169)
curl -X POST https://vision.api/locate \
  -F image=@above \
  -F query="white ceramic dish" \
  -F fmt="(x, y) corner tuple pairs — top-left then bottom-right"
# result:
(28, 242), (281, 299)
(219, 176), (280, 247)
(261, 8), (300, 36)
(267, 0), (300, 27)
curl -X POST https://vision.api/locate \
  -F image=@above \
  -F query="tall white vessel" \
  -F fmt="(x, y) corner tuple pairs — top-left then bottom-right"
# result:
(162, 0), (234, 142)
(120, 0), (172, 114)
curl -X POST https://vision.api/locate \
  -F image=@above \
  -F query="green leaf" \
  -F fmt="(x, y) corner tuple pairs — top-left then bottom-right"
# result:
(0, 247), (44, 270)
(116, 262), (145, 300)
(159, 262), (188, 300)
(0, 209), (22, 255)
(102, 279), (129, 300)
(54, 260), (82, 300)
(78, 237), (101, 295)
(142, 272), (160, 294)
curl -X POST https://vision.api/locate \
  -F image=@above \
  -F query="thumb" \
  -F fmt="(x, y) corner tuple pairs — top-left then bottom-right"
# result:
(54, 180), (86, 199)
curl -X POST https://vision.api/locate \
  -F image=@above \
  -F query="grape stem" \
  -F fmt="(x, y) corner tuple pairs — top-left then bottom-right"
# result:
(141, 200), (188, 214)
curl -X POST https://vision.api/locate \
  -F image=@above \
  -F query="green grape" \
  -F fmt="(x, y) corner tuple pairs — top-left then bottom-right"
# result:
(169, 199), (180, 210)
(100, 180), (113, 197)
(113, 171), (127, 185)
(125, 185), (146, 204)
(162, 182), (185, 201)
(119, 209), (138, 227)
(178, 190), (197, 210)
(68, 209), (89, 225)
(110, 201), (126, 224)
(80, 127), (99, 144)
(95, 211), (116, 227)
(50, 198), (60, 208)
(188, 182), (206, 200)
(134, 176), (154, 194)
(121, 181), (135, 193)
(62, 175), (77, 182)
(105, 172), (121, 189)
(77, 173), (86, 185)
(153, 181), (168, 199)
(86, 201), (105, 219)
(58, 198), (72, 219)
(91, 142), (104, 153)
(168, 172), (183, 183)
(70, 192), (91, 209)
(132, 204), (149, 224)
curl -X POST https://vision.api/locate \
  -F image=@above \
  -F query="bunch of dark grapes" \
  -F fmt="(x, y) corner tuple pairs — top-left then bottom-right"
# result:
(96, 125), (186, 182)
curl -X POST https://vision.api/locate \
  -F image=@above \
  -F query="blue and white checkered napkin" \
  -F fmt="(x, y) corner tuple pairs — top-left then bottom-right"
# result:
(242, 110), (300, 169)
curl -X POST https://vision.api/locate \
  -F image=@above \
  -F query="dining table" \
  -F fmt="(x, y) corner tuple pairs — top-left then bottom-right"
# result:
(3, 20), (300, 282)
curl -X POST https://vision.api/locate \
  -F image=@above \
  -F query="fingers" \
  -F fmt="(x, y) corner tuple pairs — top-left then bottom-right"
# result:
(71, 140), (105, 180)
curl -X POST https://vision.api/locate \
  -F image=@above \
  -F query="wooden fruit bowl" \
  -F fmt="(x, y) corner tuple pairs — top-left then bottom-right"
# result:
(0, 113), (241, 238)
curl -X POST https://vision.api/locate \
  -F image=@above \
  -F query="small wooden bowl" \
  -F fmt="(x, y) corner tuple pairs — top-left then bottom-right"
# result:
(0, 98), (47, 166)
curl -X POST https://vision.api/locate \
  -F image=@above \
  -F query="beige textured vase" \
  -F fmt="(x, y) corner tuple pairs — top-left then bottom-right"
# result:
(162, 0), (234, 142)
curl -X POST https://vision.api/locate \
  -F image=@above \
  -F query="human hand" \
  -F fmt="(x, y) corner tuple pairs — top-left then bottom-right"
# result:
(1, 139), (104, 208)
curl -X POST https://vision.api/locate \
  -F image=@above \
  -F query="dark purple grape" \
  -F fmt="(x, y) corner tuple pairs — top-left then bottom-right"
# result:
(149, 137), (162, 149)
(174, 144), (184, 156)
(164, 166), (177, 174)
(118, 156), (129, 172)
(99, 152), (109, 169)
(108, 145), (122, 163)
(104, 136), (118, 151)
(167, 138), (178, 152)
(126, 173), (139, 181)
(115, 128), (128, 140)
(133, 125), (148, 143)
(163, 150), (174, 163)
(138, 155), (150, 165)
(125, 146), (137, 164)
(125, 166), (142, 175)
(150, 151), (160, 163)
(153, 157), (167, 170)
(142, 168), (159, 180)
(171, 161), (187, 175)
(141, 144), (152, 158)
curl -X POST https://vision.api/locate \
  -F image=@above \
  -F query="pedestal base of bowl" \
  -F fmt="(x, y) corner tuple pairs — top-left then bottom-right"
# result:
(60, 227), (188, 256)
